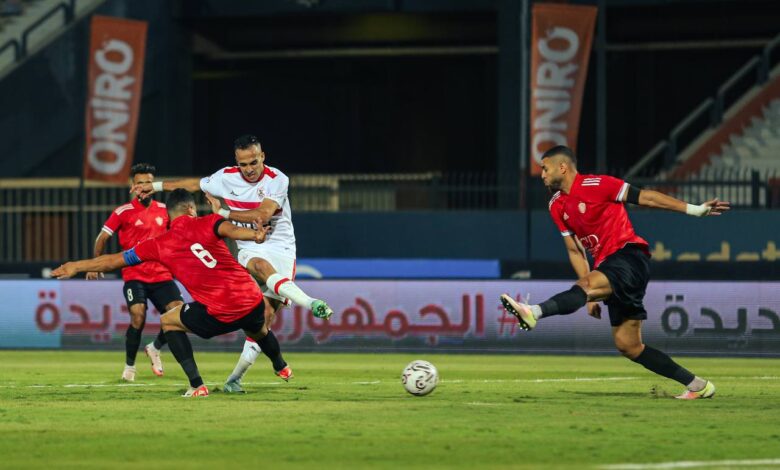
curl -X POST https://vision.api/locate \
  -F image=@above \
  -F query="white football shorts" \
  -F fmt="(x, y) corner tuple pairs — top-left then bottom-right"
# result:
(237, 245), (296, 304)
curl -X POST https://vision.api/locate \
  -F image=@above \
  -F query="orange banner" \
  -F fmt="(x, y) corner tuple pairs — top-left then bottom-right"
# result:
(83, 16), (147, 183)
(530, 3), (597, 175)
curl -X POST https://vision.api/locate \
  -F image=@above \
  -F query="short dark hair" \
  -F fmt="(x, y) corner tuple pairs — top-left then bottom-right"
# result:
(234, 134), (261, 151)
(130, 163), (156, 177)
(541, 145), (577, 165)
(165, 188), (195, 213)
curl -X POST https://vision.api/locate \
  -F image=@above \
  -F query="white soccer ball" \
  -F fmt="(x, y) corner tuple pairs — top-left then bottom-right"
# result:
(401, 360), (439, 396)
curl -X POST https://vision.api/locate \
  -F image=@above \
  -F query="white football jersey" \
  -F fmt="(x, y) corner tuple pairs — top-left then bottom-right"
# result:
(200, 165), (296, 256)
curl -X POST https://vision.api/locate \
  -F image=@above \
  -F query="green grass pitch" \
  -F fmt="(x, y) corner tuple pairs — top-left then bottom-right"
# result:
(1, 351), (778, 469)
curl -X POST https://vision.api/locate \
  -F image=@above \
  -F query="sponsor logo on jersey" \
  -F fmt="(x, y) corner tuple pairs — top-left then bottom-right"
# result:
(578, 234), (599, 251)
(231, 220), (257, 230)
(563, 212), (569, 221)
(134, 219), (143, 226)
(230, 190), (239, 196)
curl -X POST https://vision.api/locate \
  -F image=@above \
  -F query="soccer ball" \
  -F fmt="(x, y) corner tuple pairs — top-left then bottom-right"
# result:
(401, 360), (439, 396)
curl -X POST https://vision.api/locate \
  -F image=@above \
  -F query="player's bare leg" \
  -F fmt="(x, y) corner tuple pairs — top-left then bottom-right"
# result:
(161, 306), (208, 397)
(613, 320), (714, 399)
(247, 257), (333, 319)
(225, 299), (292, 392)
(122, 304), (147, 381)
(501, 271), (611, 330)
(144, 300), (182, 377)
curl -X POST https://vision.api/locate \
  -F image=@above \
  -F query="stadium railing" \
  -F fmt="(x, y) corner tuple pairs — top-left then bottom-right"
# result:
(0, 170), (774, 262)
(628, 32), (780, 178)
(631, 168), (777, 210)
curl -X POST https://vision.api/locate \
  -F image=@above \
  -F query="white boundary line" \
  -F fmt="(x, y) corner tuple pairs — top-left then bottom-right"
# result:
(2, 375), (778, 390)
(601, 458), (780, 469)
(444, 377), (640, 384)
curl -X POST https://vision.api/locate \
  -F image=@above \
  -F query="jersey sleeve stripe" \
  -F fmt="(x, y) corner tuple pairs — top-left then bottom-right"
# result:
(115, 204), (133, 215)
(561, 231), (572, 236)
(122, 248), (142, 266)
(101, 226), (114, 236)
(213, 218), (228, 239)
(616, 182), (629, 202)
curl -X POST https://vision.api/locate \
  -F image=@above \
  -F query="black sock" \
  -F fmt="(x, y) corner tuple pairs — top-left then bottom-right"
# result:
(125, 325), (143, 366)
(258, 331), (287, 372)
(164, 330), (203, 388)
(152, 329), (167, 350)
(539, 285), (587, 318)
(631, 345), (695, 385)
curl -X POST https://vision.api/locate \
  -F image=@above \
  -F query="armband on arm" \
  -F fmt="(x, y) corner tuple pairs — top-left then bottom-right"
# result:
(122, 248), (142, 266)
(626, 185), (641, 205)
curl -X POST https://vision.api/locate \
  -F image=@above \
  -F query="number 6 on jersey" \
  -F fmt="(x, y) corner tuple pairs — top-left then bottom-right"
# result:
(190, 243), (217, 268)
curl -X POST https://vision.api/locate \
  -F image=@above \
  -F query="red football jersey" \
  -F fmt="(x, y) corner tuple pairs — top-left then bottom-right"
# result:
(548, 173), (649, 267)
(129, 214), (263, 322)
(102, 199), (172, 283)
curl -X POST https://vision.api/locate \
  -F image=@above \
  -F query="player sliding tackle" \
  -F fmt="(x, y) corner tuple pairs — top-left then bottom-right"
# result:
(131, 135), (332, 392)
(501, 145), (730, 400)
(53, 189), (333, 397)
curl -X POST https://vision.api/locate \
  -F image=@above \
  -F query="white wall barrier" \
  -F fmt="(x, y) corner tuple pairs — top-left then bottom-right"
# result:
(1, 280), (779, 355)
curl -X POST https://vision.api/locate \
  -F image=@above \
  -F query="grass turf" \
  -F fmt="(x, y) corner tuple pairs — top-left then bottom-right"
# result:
(0, 351), (778, 469)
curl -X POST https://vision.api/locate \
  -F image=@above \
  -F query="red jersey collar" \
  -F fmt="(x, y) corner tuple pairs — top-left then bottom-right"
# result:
(170, 215), (196, 228)
(564, 173), (584, 195)
(131, 197), (153, 210)
(235, 165), (275, 184)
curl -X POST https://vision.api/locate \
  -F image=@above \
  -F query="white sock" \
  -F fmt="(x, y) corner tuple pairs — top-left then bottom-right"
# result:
(687, 376), (707, 391)
(226, 340), (260, 383)
(146, 342), (159, 352)
(530, 305), (544, 320)
(266, 273), (316, 308)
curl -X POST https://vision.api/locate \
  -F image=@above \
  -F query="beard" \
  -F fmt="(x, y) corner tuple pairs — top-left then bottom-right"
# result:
(546, 178), (562, 191)
(137, 195), (152, 207)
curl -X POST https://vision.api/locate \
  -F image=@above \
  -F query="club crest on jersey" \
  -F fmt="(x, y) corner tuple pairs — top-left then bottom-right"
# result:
(257, 187), (265, 199)
(155, 216), (164, 226)
(578, 202), (587, 214)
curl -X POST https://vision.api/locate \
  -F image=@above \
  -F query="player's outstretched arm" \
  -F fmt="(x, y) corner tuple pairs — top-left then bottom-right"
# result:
(130, 177), (203, 197)
(86, 230), (112, 280)
(52, 253), (128, 279)
(217, 219), (271, 244)
(634, 188), (730, 216)
(215, 199), (279, 226)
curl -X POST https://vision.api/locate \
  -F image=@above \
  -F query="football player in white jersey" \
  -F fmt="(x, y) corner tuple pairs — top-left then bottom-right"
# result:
(131, 135), (333, 393)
